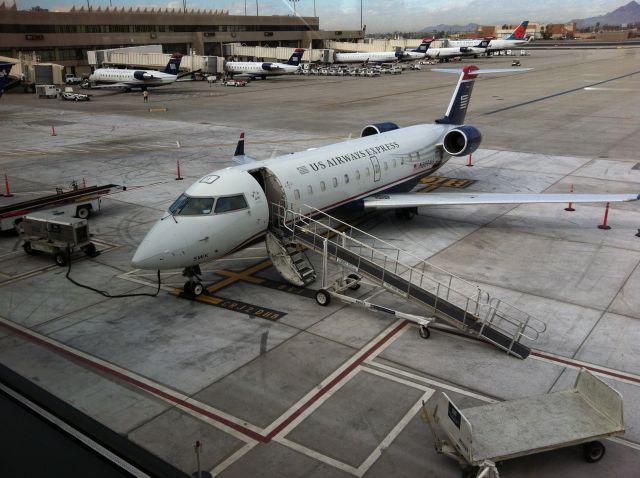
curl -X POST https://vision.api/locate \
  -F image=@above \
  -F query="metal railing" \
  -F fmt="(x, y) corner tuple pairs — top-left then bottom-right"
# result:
(271, 203), (546, 350)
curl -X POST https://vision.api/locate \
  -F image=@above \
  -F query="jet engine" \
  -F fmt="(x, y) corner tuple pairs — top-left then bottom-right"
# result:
(133, 71), (152, 80)
(442, 125), (482, 156)
(361, 122), (400, 137)
(261, 63), (276, 71)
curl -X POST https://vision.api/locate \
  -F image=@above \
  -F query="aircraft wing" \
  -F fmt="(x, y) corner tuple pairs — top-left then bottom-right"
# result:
(363, 193), (640, 208)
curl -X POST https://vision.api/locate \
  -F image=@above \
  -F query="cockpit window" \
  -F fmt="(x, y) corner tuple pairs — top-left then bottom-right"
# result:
(214, 194), (248, 213)
(169, 194), (215, 215)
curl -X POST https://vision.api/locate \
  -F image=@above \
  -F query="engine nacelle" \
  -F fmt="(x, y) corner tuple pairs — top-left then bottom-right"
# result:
(361, 122), (400, 137)
(261, 62), (275, 71)
(133, 71), (151, 80)
(442, 125), (482, 156)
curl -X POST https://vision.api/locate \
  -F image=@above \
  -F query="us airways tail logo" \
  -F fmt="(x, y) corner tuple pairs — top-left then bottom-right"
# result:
(299, 142), (400, 174)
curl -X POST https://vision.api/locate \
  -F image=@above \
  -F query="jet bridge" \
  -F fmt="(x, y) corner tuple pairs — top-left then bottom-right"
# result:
(268, 204), (546, 359)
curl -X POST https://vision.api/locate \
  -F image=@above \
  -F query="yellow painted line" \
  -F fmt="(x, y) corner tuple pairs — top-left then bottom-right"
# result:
(148, 107), (167, 113)
(170, 288), (223, 305)
(216, 269), (265, 285)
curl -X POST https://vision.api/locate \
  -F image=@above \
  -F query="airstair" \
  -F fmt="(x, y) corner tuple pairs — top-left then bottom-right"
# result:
(269, 204), (546, 359)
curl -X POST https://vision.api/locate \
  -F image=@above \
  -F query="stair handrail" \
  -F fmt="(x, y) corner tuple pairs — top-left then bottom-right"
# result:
(272, 202), (547, 343)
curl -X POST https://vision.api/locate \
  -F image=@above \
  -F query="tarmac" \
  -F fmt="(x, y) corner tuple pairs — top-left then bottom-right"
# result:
(0, 47), (639, 477)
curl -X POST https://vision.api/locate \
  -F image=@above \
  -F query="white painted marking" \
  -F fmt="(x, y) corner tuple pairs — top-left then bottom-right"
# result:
(262, 319), (406, 437)
(364, 361), (498, 403)
(275, 437), (359, 475)
(356, 391), (434, 477)
(209, 442), (258, 476)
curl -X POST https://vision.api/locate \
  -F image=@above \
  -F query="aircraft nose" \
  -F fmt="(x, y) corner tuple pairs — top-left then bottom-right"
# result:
(131, 217), (189, 269)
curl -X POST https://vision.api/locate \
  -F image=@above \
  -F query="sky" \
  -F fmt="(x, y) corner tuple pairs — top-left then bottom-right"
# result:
(9, 0), (631, 32)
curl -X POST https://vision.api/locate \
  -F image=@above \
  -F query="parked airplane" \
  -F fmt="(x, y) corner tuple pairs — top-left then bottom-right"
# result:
(335, 39), (432, 64)
(426, 39), (491, 61)
(448, 21), (532, 53)
(0, 61), (15, 97)
(225, 49), (305, 80)
(87, 53), (183, 90)
(132, 66), (638, 295)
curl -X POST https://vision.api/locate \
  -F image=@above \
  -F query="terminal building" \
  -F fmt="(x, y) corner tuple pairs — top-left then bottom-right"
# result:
(0, 3), (362, 73)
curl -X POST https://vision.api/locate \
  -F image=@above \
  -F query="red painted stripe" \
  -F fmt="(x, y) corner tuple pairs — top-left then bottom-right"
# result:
(0, 320), (267, 442)
(265, 319), (409, 440)
(0, 318), (410, 443)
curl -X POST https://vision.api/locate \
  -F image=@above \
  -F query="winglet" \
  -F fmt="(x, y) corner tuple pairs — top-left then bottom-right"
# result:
(234, 132), (245, 156)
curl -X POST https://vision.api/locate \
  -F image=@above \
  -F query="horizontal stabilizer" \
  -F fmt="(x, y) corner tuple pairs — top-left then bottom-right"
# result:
(363, 192), (639, 209)
(432, 68), (532, 75)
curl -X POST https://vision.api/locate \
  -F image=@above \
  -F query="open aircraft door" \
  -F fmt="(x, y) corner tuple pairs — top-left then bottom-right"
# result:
(249, 168), (287, 226)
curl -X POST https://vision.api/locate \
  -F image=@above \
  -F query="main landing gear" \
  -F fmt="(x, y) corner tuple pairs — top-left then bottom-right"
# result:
(395, 207), (418, 221)
(182, 265), (204, 297)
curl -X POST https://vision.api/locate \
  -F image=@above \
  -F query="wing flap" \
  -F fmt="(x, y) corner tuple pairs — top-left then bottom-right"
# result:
(363, 193), (640, 209)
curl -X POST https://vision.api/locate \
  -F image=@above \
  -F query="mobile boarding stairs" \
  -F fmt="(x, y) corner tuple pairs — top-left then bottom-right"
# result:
(266, 204), (547, 359)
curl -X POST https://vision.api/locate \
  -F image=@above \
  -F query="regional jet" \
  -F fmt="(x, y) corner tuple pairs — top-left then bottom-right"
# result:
(335, 39), (433, 64)
(132, 66), (638, 295)
(225, 49), (305, 80)
(425, 39), (491, 61)
(87, 53), (183, 91)
(448, 21), (532, 53)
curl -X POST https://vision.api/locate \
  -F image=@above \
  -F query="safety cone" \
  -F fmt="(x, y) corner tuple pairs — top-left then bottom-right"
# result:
(3, 174), (13, 197)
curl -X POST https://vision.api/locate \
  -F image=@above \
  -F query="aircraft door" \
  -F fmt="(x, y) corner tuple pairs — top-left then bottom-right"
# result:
(369, 156), (381, 182)
(249, 168), (287, 228)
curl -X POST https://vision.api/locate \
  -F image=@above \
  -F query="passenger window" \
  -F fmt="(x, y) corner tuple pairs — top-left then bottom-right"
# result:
(294, 189), (300, 200)
(214, 194), (248, 213)
(384, 162), (388, 171)
(355, 170), (361, 180)
(307, 185), (313, 195)
(332, 177), (338, 187)
(320, 181), (326, 191)
(366, 167), (370, 176)
(344, 174), (349, 184)
(392, 159), (397, 168)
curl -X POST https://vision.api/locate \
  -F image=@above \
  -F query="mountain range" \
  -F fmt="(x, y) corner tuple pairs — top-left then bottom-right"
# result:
(573, 1), (640, 28)
(421, 23), (478, 33)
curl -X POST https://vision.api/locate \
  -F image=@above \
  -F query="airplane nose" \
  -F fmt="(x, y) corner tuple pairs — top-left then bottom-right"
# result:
(131, 217), (189, 269)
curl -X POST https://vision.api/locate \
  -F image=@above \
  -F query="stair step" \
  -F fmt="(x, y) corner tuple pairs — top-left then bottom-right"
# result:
(299, 267), (314, 278)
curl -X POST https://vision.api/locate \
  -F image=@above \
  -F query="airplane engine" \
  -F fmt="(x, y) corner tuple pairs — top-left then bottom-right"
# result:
(361, 122), (400, 137)
(442, 125), (482, 156)
(261, 63), (275, 71)
(133, 71), (151, 80)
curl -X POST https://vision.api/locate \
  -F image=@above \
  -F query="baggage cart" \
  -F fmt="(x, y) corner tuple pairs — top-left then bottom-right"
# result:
(423, 369), (624, 477)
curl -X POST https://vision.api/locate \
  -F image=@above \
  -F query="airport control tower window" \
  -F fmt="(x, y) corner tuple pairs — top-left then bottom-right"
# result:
(215, 194), (248, 213)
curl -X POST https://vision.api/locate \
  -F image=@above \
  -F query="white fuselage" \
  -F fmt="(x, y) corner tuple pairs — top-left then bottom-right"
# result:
(89, 68), (177, 87)
(447, 38), (529, 51)
(225, 61), (300, 77)
(132, 124), (455, 270)
(335, 51), (400, 64)
(426, 47), (484, 59)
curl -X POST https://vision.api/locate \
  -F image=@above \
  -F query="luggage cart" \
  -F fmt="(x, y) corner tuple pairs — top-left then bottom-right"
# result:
(19, 212), (98, 266)
(423, 369), (624, 478)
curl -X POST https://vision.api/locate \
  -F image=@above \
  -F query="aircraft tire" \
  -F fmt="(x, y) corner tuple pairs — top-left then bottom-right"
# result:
(583, 441), (605, 463)
(315, 289), (331, 306)
(193, 282), (204, 296)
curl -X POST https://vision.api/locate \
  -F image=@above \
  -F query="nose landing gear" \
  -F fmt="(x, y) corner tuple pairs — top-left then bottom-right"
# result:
(182, 265), (204, 297)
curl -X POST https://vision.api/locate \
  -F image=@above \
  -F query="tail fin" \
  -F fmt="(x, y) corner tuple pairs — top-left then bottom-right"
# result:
(286, 49), (305, 66)
(506, 21), (529, 40)
(433, 66), (528, 125)
(474, 39), (490, 49)
(0, 61), (15, 91)
(234, 132), (245, 156)
(413, 38), (433, 53)
(163, 53), (183, 75)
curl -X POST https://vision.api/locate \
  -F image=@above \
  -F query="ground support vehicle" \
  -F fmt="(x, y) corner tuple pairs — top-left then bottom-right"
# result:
(0, 183), (121, 232)
(423, 369), (624, 477)
(60, 91), (91, 101)
(223, 79), (247, 87)
(19, 213), (98, 266)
